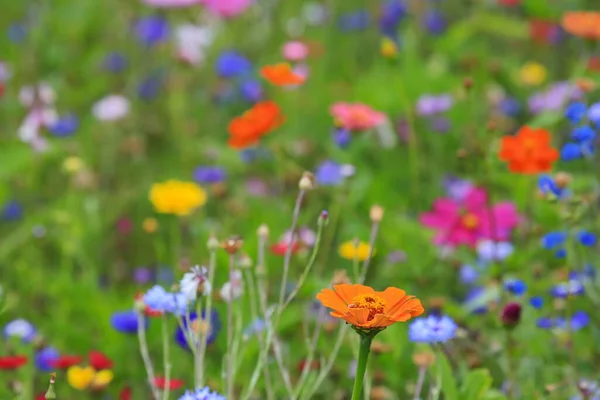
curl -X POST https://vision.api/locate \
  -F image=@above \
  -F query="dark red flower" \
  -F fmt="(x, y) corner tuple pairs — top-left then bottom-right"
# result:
(0, 355), (28, 370)
(88, 350), (113, 370)
(588, 57), (600, 73)
(154, 376), (184, 390)
(270, 241), (301, 256)
(49, 355), (82, 369)
(119, 386), (132, 400)
(501, 302), (522, 328)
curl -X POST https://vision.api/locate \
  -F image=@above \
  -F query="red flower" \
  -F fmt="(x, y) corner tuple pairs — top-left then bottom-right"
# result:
(49, 355), (82, 369)
(0, 355), (28, 370)
(270, 241), (301, 256)
(529, 19), (558, 44)
(154, 376), (185, 390)
(88, 350), (113, 370)
(36, 394), (47, 400)
(119, 386), (132, 400)
(498, 0), (520, 6)
(588, 57), (600, 73)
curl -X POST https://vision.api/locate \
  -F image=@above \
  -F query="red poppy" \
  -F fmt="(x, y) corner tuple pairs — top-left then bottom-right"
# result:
(88, 350), (113, 370)
(0, 355), (28, 370)
(119, 386), (132, 400)
(49, 355), (82, 369)
(154, 376), (185, 390)
(270, 241), (302, 256)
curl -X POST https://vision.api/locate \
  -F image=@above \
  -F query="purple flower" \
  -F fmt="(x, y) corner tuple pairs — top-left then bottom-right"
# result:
(416, 94), (453, 115)
(315, 160), (344, 186)
(103, 52), (127, 73)
(133, 267), (154, 284)
(138, 74), (164, 101)
(111, 310), (147, 334)
(2, 200), (23, 221)
(193, 166), (226, 184)
(528, 82), (582, 114)
(239, 79), (263, 103)
(134, 16), (169, 46)
(35, 347), (60, 372)
(215, 51), (252, 78)
(431, 116), (451, 133)
(338, 10), (370, 31)
(423, 10), (447, 35)
(333, 128), (352, 148)
(175, 311), (220, 350)
(379, 0), (406, 36)
(443, 176), (473, 202)
(49, 114), (78, 137)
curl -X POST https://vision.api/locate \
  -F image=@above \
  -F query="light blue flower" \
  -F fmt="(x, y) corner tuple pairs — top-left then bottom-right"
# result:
(408, 315), (457, 343)
(178, 386), (226, 400)
(3, 319), (36, 343)
(476, 240), (513, 262)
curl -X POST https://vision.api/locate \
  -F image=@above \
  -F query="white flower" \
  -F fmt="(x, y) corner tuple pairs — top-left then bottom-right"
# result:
(477, 240), (513, 262)
(340, 164), (355, 178)
(219, 270), (243, 302)
(18, 108), (57, 152)
(179, 266), (211, 301)
(174, 24), (215, 66)
(19, 83), (55, 107)
(92, 95), (130, 121)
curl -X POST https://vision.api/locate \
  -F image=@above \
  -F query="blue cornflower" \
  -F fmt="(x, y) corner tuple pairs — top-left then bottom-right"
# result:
(503, 278), (527, 296)
(49, 114), (79, 137)
(538, 175), (569, 199)
(103, 52), (127, 73)
(138, 74), (163, 101)
(338, 10), (370, 31)
(477, 240), (514, 262)
(550, 280), (584, 298)
(578, 231), (597, 247)
(35, 347), (60, 372)
(175, 310), (221, 351)
(565, 102), (587, 124)
(588, 102), (600, 127)
(143, 285), (170, 312)
(498, 97), (521, 117)
(178, 387), (226, 400)
(571, 125), (596, 142)
(555, 311), (590, 330)
(1, 200), (23, 221)
(459, 264), (479, 285)
(215, 51), (252, 78)
(464, 286), (489, 314)
(529, 296), (544, 309)
(408, 315), (457, 343)
(239, 79), (263, 103)
(193, 166), (227, 184)
(541, 231), (569, 257)
(333, 128), (352, 148)
(423, 10), (447, 35)
(111, 310), (148, 334)
(536, 316), (554, 329)
(134, 16), (169, 46)
(3, 319), (36, 343)
(7, 23), (26, 43)
(561, 138), (595, 161)
(379, 0), (406, 36)
(315, 160), (344, 186)
(243, 318), (266, 339)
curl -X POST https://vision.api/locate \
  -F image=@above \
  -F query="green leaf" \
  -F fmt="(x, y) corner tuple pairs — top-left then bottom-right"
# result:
(483, 390), (508, 400)
(460, 369), (493, 400)
(473, 14), (529, 40)
(527, 111), (563, 129)
(433, 350), (459, 400)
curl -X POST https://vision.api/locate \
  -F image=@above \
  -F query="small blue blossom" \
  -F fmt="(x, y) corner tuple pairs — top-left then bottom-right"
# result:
(423, 10), (447, 35)
(459, 264), (479, 285)
(193, 166), (227, 184)
(561, 142), (582, 161)
(35, 347), (60, 372)
(175, 310), (221, 351)
(103, 52), (127, 73)
(49, 114), (79, 137)
(379, 0), (406, 36)
(338, 10), (370, 31)
(7, 23), (27, 43)
(315, 160), (344, 186)
(143, 285), (170, 312)
(571, 126), (596, 142)
(111, 310), (148, 334)
(538, 175), (569, 199)
(477, 240), (513, 262)
(541, 231), (567, 255)
(215, 51), (252, 78)
(536, 316), (554, 329)
(239, 79), (263, 103)
(555, 311), (590, 330)
(3, 319), (36, 343)
(503, 278), (527, 296)
(578, 231), (597, 247)
(550, 280), (584, 298)
(134, 16), (169, 46)
(178, 386), (226, 400)
(138, 74), (163, 101)
(408, 315), (457, 343)
(498, 97), (521, 117)
(565, 102), (587, 124)
(464, 286), (489, 314)
(588, 102), (600, 127)
(529, 296), (544, 309)
(243, 318), (266, 339)
(2, 200), (23, 221)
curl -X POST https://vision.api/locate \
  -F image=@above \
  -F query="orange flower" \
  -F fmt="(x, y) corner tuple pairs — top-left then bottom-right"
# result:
(561, 12), (600, 40)
(498, 126), (559, 174)
(316, 284), (424, 330)
(260, 63), (305, 86)
(227, 101), (285, 149)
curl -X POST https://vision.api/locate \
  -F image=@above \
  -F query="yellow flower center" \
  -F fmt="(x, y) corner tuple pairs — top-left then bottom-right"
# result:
(191, 320), (212, 336)
(461, 213), (479, 229)
(350, 294), (386, 321)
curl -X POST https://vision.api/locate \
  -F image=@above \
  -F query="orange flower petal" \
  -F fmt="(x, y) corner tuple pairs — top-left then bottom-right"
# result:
(378, 287), (407, 310)
(367, 313), (396, 328)
(316, 288), (348, 315)
(333, 284), (374, 305)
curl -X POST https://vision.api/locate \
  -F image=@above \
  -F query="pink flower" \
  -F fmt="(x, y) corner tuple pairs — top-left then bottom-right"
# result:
(282, 41), (309, 62)
(330, 102), (386, 131)
(419, 187), (520, 248)
(142, 0), (202, 7)
(203, 0), (252, 17)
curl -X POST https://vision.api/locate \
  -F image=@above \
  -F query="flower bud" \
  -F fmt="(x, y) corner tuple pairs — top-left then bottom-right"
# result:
(238, 254), (253, 269)
(370, 205), (384, 223)
(257, 224), (269, 239)
(412, 351), (435, 367)
(207, 235), (220, 251)
(45, 373), (57, 400)
(222, 236), (243, 254)
(318, 210), (329, 227)
(554, 172), (572, 189)
(298, 171), (316, 190)
(500, 302), (522, 328)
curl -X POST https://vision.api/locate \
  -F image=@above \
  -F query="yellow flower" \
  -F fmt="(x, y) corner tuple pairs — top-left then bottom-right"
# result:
(142, 217), (159, 233)
(149, 180), (207, 216)
(67, 366), (95, 390)
(380, 37), (398, 58)
(520, 62), (547, 86)
(338, 240), (375, 261)
(62, 157), (85, 174)
(91, 369), (114, 390)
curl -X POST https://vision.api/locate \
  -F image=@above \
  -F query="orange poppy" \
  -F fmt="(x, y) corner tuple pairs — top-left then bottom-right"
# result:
(316, 284), (424, 330)
(498, 126), (559, 174)
(561, 12), (600, 40)
(227, 101), (285, 149)
(260, 63), (305, 86)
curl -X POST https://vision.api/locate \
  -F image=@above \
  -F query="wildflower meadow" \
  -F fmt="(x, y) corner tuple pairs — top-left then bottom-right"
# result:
(3, 0), (600, 399)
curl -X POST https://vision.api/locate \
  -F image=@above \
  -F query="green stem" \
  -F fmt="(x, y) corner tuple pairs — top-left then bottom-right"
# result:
(161, 315), (171, 400)
(350, 335), (373, 400)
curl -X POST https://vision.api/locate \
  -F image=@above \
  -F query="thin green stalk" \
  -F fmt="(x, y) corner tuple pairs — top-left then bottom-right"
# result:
(350, 335), (373, 400)
(137, 311), (160, 400)
(193, 297), (203, 388)
(197, 247), (217, 387)
(161, 315), (171, 400)
(226, 254), (235, 399)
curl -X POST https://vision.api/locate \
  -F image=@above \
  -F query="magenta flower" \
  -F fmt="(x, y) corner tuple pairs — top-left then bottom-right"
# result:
(203, 0), (253, 17)
(419, 188), (520, 248)
(142, 0), (202, 7)
(330, 102), (386, 131)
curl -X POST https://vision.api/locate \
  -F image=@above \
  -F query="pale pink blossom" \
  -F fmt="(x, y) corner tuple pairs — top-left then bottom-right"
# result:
(282, 41), (309, 61)
(330, 102), (386, 131)
(174, 24), (215, 66)
(142, 0), (202, 7)
(203, 0), (252, 18)
(92, 95), (130, 121)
